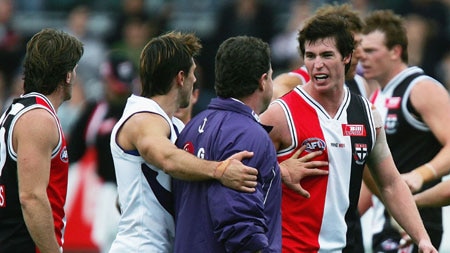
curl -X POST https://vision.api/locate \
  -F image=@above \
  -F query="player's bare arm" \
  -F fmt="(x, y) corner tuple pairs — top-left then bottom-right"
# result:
(401, 79), (450, 192)
(414, 179), (450, 208)
(15, 108), (61, 253)
(367, 126), (436, 252)
(118, 112), (258, 192)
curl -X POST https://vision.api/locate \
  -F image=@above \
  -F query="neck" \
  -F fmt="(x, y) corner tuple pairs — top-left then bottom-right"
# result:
(150, 89), (179, 118)
(44, 90), (65, 113)
(379, 63), (408, 89)
(239, 92), (263, 115)
(304, 82), (345, 118)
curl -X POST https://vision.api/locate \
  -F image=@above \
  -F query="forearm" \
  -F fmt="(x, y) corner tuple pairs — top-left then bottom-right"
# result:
(141, 137), (256, 192)
(21, 194), (60, 253)
(412, 146), (450, 184)
(142, 138), (218, 181)
(381, 177), (431, 245)
(164, 150), (220, 180)
(415, 180), (450, 208)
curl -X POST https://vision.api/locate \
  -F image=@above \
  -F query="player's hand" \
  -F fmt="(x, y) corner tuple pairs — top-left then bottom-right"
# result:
(390, 216), (413, 249)
(417, 240), (438, 253)
(401, 171), (424, 193)
(216, 151), (258, 193)
(279, 146), (328, 198)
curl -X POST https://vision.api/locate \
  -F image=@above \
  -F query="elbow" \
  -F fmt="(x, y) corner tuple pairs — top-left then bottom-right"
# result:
(158, 158), (178, 175)
(19, 191), (37, 209)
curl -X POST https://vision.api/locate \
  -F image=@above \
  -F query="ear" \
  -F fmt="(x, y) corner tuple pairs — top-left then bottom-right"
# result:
(259, 72), (268, 91)
(176, 70), (185, 87)
(343, 53), (352, 65)
(390, 45), (402, 60)
(66, 72), (72, 84)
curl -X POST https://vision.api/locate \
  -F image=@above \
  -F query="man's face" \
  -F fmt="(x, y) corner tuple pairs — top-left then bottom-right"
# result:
(261, 67), (274, 113)
(360, 30), (392, 85)
(347, 32), (363, 80)
(304, 37), (349, 92)
(179, 61), (197, 109)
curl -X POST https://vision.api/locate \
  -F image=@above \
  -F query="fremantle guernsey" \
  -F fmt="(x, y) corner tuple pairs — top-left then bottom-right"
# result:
(0, 92), (69, 253)
(275, 86), (377, 252)
(109, 94), (184, 253)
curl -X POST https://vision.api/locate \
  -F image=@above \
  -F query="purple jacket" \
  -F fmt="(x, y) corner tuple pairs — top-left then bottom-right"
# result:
(173, 97), (281, 253)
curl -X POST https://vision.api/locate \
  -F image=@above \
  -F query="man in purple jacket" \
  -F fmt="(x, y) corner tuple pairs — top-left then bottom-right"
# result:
(173, 36), (280, 252)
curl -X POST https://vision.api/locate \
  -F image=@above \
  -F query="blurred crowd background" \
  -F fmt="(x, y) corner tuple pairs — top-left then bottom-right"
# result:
(0, 0), (449, 252)
(2, 0), (449, 131)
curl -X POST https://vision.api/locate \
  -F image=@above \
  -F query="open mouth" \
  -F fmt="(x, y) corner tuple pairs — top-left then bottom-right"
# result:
(314, 74), (329, 81)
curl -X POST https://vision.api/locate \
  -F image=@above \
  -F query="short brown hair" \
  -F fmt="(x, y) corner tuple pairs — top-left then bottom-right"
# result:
(139, 31), (202, 97)
(363, 10), (409, 63)
(23, 28), (84, 95)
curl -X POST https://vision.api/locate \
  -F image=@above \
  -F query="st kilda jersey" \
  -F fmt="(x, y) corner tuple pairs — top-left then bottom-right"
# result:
(370, 66), (442, 174)
(0, 92), (69, 252)
(370, 66), (443, 246)
(274, 86), (377, 252)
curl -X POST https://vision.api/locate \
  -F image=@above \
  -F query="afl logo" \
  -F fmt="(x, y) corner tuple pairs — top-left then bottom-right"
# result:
(301, 138), (326, 153)
(183, 141), (195, 154)
(60, 147), (69, 163)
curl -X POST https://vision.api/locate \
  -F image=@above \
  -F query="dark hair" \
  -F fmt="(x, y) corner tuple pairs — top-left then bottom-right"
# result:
(298, 14), (354, 74)
(315, 3), (364, 33)
(139, 31), (202, 97)
(23, 28), (84, 95)
(363, 10), (408, 63)
(215, 36), (271, 98)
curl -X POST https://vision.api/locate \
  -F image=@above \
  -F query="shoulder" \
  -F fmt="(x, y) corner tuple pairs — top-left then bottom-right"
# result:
(127, 111), (170, 134)
(17, 107), (58, 129)
(260, 101), (289, 131)
(409, 76), (448, 103)
(14, 108), (59, 147)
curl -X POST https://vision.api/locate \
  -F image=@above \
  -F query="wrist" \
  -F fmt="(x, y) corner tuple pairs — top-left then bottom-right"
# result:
(214, 159), (230, 179)
(279, 162), (287, 176)
(415, 163), (438, 182)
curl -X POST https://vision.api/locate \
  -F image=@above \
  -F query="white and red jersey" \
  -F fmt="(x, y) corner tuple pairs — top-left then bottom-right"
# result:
(274, 86), (377, 252)
(0, 92), (69, 252)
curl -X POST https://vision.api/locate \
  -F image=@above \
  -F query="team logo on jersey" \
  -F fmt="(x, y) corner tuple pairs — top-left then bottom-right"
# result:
(60, 147), (69, 163)
(342, 124), (366, 136)
(198, 117), (207, 133)
(385, 114), (398, 134)
(385, 97), (401, 109)
(353, 143), (368, 165)
(301, 138), (326, 152)
(183, 141), (195, 155)
(0, 185), (5, 207)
